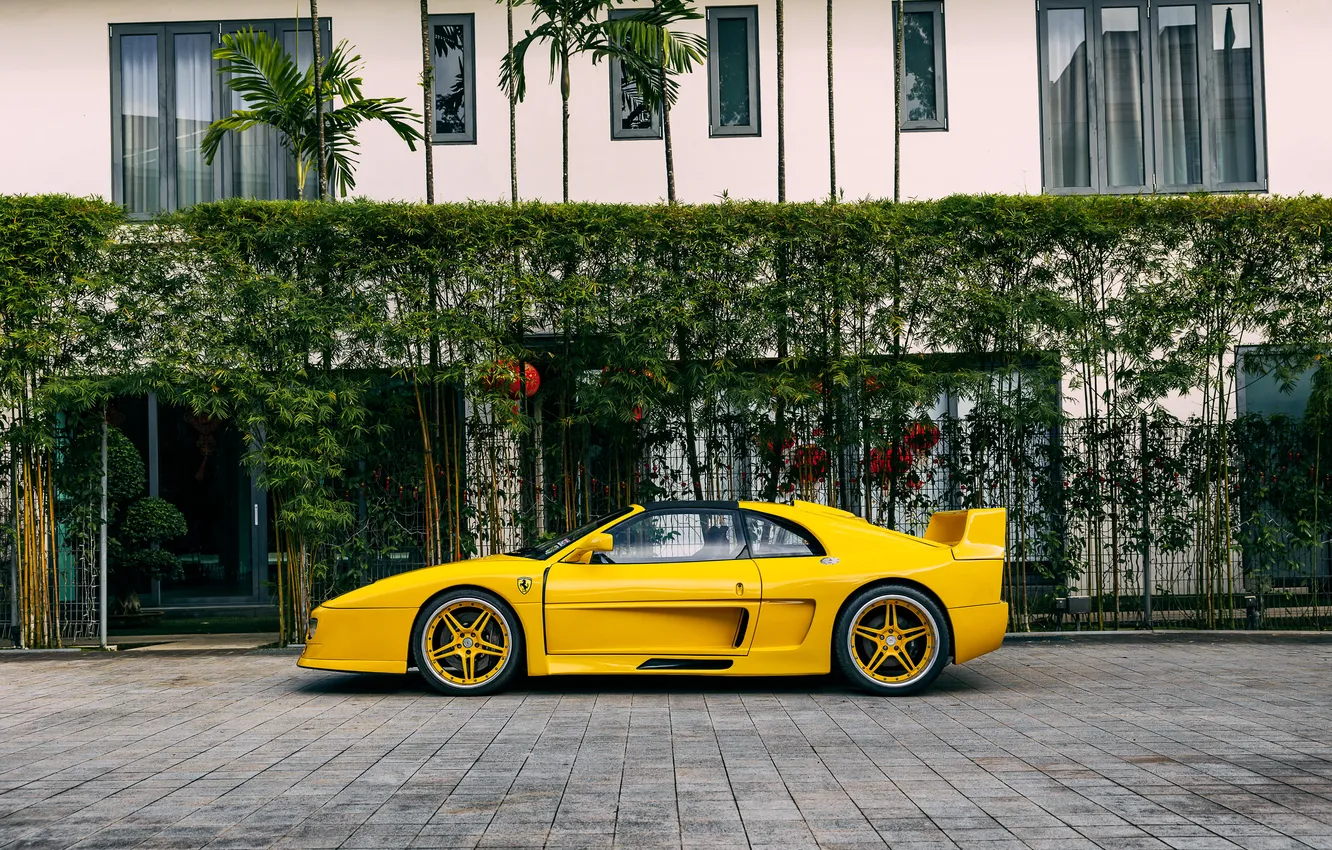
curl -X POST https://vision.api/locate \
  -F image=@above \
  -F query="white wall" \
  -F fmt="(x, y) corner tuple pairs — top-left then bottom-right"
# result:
(0, 0), (1042, 203)
(2, 0), (1326, 203)
(1260, 0), (1332, 196)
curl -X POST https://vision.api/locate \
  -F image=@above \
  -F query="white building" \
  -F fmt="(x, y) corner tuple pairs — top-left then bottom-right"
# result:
(3, 0), (1327, 208)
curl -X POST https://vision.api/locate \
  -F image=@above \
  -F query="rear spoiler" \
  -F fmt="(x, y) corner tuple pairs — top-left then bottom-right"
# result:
(923, 508), (1007, 560)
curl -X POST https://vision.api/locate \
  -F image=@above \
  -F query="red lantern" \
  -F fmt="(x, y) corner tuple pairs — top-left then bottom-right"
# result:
(484, 359), (539, 398)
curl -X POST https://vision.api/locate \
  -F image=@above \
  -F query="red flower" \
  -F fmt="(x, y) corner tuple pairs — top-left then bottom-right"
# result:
(790, 445), (829, 483)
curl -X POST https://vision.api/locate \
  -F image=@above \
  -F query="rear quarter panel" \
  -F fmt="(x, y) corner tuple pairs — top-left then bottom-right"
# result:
(747, 504), (1006, 669)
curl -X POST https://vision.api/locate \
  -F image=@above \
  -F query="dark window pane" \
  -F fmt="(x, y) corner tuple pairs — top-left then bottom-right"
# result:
(121, 35), (160, 215)
(174, 33), (214, 207)
(1157, 6), (1203, 185)
(1212, 3), (1256, 183)
(717, 18), (751, 127)
(1046, 8), (1091, 189)
(618, 55), (654, 130)
(743, 512), (824, 558)
(1101, 8), (1144, 186)
(902, 11), (936, 122)
(433, 23), (468, 135)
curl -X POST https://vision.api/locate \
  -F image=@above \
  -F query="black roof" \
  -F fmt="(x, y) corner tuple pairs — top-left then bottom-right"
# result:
(637, 500), (741, 511)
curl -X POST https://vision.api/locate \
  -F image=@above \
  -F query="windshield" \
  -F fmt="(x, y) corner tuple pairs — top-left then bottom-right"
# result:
(506, 507), (634, 560)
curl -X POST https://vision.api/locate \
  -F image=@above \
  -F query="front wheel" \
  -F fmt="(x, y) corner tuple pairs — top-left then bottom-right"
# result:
(834, 584), (950, 696)
(412, 590), (523, 696)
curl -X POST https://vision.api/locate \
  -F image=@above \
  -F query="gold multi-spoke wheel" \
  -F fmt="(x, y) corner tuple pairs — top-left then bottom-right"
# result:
(413, 592), (522, 695)
(836, 586), (950, 695)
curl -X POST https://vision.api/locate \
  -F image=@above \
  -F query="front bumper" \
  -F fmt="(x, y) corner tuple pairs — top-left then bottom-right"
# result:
(296, 605), (416, 674)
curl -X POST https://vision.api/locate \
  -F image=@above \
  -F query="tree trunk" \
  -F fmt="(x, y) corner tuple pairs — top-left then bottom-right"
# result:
(421, 0), (435, 204)
(311, 0), (327, 200)
(776, 0), (786, 202)
(827, 0), (835, 201)
(507, 0), (518, 203)
(893, 0), (903, 203)
(663, 105), (676, 204)
(657, 4), (676, 204)
(561, 55), (570, 203)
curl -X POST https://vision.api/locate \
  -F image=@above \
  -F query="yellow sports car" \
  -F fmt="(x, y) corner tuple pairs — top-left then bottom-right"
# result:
(298, 500), (1008, 696)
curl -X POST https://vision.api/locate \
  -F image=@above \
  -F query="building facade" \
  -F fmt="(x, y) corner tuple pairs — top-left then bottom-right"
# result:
(3, 0), (1329, 207)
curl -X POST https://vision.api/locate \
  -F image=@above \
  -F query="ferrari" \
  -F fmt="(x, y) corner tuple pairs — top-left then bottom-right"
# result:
(298, 500), (1008, 696)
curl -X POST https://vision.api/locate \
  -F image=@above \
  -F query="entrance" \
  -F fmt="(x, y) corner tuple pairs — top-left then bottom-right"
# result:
(113, 395), (264, 605)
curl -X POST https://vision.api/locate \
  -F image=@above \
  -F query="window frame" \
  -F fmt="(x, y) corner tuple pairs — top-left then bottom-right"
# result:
(1035, 0), (1267, 195)
(706, 5), (761, 137)
(109, 18), (332, 218)
(428, 13), (477, 145)
(892, 1), (949, 132)
(740, 510), (827, 559)
(601, 508), (749, 564)
(608, 8), (663, 141)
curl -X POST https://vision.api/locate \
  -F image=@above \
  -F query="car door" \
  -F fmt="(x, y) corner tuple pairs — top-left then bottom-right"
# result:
(544, 506), (762, 656)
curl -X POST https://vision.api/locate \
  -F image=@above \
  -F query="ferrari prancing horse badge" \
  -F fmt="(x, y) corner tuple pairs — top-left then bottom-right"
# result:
(517, 577), (533, 595)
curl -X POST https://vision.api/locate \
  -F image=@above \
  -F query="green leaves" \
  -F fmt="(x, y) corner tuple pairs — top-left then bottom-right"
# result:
(203, 29), (422, 197)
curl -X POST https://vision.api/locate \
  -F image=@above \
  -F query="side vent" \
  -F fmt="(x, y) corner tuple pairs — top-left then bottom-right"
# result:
(732, 609), (750, 648)
(637, 658), (734, 671)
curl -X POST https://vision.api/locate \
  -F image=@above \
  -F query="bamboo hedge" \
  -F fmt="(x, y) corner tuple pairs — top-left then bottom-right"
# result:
(2, 193), (1331, 645)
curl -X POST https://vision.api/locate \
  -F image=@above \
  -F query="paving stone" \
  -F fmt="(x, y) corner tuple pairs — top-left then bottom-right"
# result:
(4, 640), (1332, 848)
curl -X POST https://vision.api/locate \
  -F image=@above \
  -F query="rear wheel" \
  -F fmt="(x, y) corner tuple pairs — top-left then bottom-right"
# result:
(412, 590), (523, 696)
(835, 584), (950, 696)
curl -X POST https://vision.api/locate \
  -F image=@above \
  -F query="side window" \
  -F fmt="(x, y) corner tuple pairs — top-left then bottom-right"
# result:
(604, 509), (746, 563)
(429, 14), (477, 144)
(743, 511), (824, 558)
(111, 19), (331, 217)
(706, 6), (760, 136)
(609, 8), (661, 140)
(895, 1), (948, 131)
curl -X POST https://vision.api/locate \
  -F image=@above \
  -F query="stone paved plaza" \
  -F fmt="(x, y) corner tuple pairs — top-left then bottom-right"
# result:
(3, 635), (1332, 849)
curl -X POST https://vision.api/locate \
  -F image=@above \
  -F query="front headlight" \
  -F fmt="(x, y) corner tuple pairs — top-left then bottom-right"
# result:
(306, 618), (318, 641)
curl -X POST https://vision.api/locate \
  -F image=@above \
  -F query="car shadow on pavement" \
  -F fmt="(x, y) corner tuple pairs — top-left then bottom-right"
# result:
(294, 668), (987, 697)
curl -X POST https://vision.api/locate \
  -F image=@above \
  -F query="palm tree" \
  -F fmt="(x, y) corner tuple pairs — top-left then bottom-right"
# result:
(500, 0), (700, 203)
(604, 0), (707, 203)
(202, 29), (423, 198)
(501, 0), (614, 203)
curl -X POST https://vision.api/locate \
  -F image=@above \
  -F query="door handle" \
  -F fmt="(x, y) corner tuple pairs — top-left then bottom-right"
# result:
(735, 582), (744, 596)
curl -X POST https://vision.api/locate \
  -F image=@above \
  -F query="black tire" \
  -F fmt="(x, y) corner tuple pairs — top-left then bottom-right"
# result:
(834, 583), (950, 696)
(412, 589), (524, 696)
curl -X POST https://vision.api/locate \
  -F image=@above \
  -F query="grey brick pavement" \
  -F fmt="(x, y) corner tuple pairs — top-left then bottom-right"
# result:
(3, 636), (1332, 849)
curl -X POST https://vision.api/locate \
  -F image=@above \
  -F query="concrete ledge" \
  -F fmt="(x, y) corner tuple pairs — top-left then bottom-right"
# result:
(1005, 629), (1332, 643)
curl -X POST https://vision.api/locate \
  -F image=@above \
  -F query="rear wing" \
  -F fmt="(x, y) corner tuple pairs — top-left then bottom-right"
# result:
(923, 508), (1007, 560)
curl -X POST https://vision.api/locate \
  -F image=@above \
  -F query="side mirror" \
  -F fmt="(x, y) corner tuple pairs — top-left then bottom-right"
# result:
(563, 533), (614, 564)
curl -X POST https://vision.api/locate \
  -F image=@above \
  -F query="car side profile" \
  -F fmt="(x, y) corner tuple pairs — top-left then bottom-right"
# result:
(298, 500), (1009, 696)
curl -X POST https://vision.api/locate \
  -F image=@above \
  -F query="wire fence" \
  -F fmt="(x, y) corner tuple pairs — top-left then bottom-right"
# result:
(6, 401), (1328, 641)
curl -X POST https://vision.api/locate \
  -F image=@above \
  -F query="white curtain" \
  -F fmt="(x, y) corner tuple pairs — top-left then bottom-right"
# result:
(121, 35), (159, 214)
(1213, 4), (1256, 183)
(1101, 8), (1144, 188)
(174, 34), (213, 207)
(1046, 10), (1090, 189)
(1157, 7), (1202, 186)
